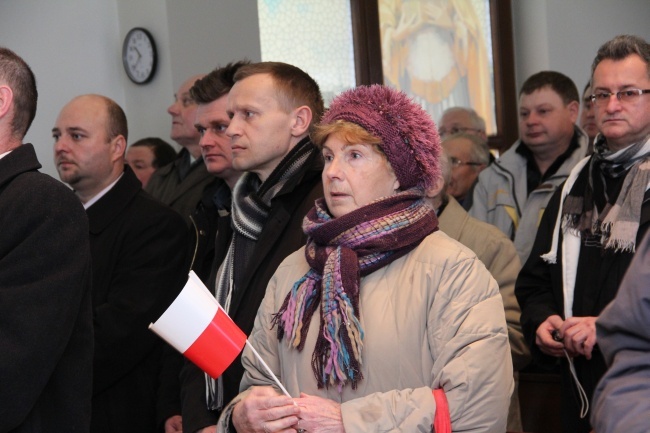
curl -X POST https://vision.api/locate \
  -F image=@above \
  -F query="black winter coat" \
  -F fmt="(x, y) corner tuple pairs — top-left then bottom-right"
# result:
(87, 166), (191, 433)
(0, 144), (94, 433)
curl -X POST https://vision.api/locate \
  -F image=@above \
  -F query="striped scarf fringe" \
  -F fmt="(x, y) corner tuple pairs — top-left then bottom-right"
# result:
(562, 137), (650, 253)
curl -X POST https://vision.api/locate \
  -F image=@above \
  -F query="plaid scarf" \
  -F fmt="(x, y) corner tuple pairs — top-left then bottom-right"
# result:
(561, 135), (650, 252)
(272, 189), (437, 390)
(206, 137), (317, 411)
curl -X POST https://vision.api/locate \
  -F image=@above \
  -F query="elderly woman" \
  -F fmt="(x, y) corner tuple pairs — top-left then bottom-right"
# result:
(218, 85), (512, 433)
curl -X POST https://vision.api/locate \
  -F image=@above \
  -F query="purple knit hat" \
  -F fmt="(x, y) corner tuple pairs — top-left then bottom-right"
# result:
(321, 85), (441, 191)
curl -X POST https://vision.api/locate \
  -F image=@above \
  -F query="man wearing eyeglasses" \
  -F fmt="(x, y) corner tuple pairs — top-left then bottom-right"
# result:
(442, 133), (490, 209)
(470, 71), (590, 264)
(516, 35), (650, 433)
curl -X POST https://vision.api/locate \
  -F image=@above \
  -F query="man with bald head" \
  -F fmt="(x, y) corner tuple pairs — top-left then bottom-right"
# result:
(438, 106), (488, 140)
(147, 74), (218, 226)
(53, 94), (190, 433)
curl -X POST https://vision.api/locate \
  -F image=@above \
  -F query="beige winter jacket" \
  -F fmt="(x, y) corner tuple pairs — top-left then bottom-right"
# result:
(218, 231), (513, 432)
(438, 196), (529, 431)
(439, 196), (529, 371)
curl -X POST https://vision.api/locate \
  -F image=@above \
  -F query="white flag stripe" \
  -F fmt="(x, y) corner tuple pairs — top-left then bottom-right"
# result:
(149, 271), (219, 352)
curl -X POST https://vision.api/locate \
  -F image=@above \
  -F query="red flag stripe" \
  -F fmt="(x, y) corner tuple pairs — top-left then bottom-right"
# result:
(183, 307), (247, 379)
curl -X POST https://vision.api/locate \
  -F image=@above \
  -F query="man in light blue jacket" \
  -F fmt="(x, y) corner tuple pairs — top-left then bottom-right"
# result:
(470, 71), (589, 263)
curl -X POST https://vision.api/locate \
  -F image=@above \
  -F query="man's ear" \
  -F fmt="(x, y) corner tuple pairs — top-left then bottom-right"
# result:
(567, 100), (580, 123)
(290, 105), (312, 137)
(0, 85), (14, 120)
(111, 135), (127, 163)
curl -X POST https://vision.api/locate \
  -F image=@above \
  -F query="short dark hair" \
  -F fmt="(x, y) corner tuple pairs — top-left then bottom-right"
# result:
(190, 60), (250, 104)
(520, 71), (579, 105)
(0, 47), (38, 138)
(591, 34), (650, 79)
(104, 97), (128, 142)
(233, 62), (324, 132)
(130, 137), (177, 168)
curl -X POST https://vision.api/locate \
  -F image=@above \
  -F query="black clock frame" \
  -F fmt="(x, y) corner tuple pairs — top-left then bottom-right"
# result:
(122, 27), (158, 85)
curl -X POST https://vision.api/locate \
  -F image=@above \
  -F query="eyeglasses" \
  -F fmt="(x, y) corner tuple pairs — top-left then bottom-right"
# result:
(449, 156), (484, 168)
(438, 126), (483, 137)
(590, 88), (650, 106)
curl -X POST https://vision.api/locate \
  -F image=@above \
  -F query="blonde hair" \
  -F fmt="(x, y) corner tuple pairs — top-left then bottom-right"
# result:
(312, 119), (384, 156)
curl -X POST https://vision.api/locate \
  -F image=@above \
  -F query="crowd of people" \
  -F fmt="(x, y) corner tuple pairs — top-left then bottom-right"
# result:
(1, 33), (649, 433)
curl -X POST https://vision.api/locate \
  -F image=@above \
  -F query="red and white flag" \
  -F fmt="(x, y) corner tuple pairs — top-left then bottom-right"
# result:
(149, 271), (246, 379)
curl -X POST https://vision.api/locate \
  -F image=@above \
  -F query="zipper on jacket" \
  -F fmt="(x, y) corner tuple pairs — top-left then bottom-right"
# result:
(492, 160), (523, 218)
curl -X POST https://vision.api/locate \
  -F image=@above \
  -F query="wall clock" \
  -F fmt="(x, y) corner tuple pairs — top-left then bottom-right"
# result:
(122, 27), (157, 84)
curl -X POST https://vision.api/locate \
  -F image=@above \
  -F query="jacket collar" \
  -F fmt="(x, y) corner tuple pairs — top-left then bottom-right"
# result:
(437, 195), (470, 239)
(226, 147), (323, 316)
(86, 165), (141, 234)
(0, 144), (41, 188)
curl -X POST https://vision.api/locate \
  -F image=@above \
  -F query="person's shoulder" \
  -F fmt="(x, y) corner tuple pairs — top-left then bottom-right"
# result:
(11, 170), (84, 211)
(493, 144), (525, 169)
(122, 188), (187, 231)
(268, 246), (310, 292)
(145, 160), (177, 191)
(462, 213), (513, 244)
(275, 246), (308, 269)
(412, 231), (479, 266)
(136, 189), (185, 217)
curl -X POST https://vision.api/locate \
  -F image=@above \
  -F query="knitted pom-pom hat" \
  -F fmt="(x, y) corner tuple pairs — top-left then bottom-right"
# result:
(321, 84), (441, 191)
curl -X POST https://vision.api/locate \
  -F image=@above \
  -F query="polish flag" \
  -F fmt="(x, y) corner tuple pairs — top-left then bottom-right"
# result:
(149, 271), (246, 379)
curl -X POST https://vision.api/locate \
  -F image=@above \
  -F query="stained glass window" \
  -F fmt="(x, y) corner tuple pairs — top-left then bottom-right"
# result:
(257, 0), (357, 105)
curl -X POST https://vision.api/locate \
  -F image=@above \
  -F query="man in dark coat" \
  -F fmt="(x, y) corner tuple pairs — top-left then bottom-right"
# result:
(159, 61), (248, 433)
(180, 62), (324, 433)
(516, 34), (650, 433)
(0, 47), (94, 433)
(53, 94), (190, 433)
(147, 74), (220, 227)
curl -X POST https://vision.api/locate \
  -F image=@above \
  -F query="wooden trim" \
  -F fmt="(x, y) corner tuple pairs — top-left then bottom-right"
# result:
(351, 0), (518, 153)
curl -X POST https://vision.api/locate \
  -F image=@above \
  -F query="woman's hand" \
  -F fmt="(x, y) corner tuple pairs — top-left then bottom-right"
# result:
(294, 393), (345, 433)
(232, 386), (300, 433)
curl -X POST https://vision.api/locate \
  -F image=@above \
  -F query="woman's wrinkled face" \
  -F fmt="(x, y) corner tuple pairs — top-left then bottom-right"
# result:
(322, 134), (400, 218)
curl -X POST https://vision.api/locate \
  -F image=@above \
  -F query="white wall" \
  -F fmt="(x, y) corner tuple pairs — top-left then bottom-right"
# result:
(116, 0), (174, 151)
(165, 0), (261, 89)
(1, 0), (124, 177)
(0, 0), (261, 178)
(512, 0), (650, 96)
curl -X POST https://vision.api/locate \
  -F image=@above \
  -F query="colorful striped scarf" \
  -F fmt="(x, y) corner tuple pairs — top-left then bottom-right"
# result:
(272, 189), (437, 390)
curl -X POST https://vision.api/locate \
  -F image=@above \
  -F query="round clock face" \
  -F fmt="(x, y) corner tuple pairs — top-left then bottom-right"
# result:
(122, 28), (157, 84)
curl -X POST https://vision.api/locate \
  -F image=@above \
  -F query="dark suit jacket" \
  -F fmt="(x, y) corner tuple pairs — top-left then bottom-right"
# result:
(87, 165), (190, 433)
(0, 144), (93, 433)
(146, 149), (218, 227)
(180, 146), (323, 432)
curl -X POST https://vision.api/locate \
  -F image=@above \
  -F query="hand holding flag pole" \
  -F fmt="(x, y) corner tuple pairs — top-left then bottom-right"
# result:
(149, 271), (293, 399)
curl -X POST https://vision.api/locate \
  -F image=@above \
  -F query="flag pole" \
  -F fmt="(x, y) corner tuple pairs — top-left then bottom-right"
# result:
(245, 340), (295, 402)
